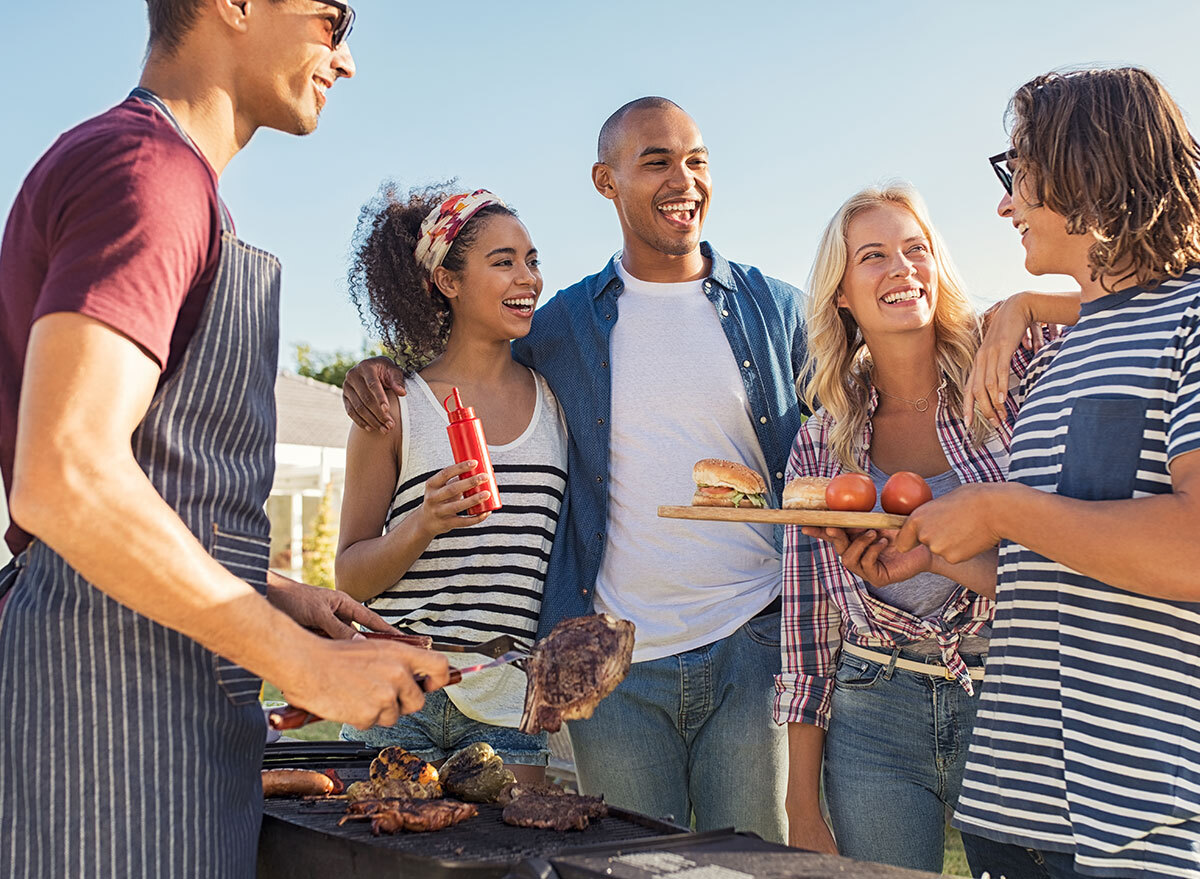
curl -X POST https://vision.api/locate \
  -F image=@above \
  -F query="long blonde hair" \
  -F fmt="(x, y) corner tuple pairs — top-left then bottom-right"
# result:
(802, 184), (988, 471)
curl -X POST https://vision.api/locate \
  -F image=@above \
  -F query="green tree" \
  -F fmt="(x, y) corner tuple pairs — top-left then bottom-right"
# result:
(294, 342), (390, 388)
(302, 482), (337, 590)
(294, 339), (431, 387)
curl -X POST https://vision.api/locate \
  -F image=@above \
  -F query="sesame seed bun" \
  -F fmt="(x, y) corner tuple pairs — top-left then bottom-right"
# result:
(692, 458), (768, 495)
(782, 476), (832, 510)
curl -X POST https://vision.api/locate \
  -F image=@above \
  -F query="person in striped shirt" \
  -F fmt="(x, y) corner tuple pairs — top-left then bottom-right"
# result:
(335, 186), (567, 781)
(775, 182), (1072, 872)
(897, 67), (1200, 879)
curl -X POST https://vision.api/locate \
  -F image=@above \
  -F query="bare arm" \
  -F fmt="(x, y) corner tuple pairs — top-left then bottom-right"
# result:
(10, 314), (449, 725)
(785, 723), (837, 854)
(335, 404), (492, 602)
(967, 290), (1082, 426)
(928, 550), (999, 598)
(896, 453), (1200, 601)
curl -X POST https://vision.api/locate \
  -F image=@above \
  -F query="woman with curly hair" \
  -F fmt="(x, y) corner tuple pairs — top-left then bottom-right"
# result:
(334, 185), (567, 780)
(775, 183), (1071, 873)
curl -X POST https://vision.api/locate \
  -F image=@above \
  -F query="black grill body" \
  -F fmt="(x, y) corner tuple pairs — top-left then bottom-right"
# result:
(257, 743), (689, 879)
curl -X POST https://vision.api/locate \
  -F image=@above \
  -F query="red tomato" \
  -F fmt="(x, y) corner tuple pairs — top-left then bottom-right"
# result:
(880, 471), (933, 515)
(825, 473), (877, 512)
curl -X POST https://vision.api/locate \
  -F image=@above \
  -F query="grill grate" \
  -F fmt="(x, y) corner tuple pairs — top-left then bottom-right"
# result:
(259, 762), (690, 879)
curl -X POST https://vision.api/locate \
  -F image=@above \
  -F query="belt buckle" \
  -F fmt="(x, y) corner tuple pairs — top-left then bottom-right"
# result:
(944, 664), (954, 681)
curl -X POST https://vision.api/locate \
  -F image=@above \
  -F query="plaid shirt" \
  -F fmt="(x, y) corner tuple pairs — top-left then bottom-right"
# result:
(773, 353), (1034, 729)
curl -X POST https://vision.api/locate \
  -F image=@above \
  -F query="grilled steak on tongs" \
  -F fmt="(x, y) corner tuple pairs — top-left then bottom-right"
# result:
(518, 614), (635, 734)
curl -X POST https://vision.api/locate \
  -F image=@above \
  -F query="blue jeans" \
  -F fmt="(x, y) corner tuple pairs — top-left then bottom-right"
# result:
(566, 612), (787, 843)
(340, 688), (550, 765)
(823, 649), (984, 873)
(961, 833), (1092, 879)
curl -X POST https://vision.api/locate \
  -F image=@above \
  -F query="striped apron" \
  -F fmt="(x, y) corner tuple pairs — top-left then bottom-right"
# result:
(0, 88), (280, 879)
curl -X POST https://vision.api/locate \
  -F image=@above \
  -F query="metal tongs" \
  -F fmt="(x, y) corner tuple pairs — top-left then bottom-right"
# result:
(361, 630), (528, 661)
(267, 630), (531, 731)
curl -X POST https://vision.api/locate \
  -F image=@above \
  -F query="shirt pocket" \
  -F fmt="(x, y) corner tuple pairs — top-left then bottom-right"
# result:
(1058, 396), (1148, 501)
(210, 526), (270, 706)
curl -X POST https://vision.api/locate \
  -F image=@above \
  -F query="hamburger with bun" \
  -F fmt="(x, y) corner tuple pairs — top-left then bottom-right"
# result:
(782, 476), (832, 510)
(692, 458), (768, 508)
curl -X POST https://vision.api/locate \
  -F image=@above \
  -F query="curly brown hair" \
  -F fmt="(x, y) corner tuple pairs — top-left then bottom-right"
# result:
(1008, 67), (1200, 290)
(347, 183), (517, 373)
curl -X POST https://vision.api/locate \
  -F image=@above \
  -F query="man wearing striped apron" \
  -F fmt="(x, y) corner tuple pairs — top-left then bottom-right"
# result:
(0, 3), (448, 878)
(897, 67), (1200, 879)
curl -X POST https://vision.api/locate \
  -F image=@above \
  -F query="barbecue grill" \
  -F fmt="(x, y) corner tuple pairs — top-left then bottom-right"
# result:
(257, 742), (690, 879)
(257, 742), (955, 879)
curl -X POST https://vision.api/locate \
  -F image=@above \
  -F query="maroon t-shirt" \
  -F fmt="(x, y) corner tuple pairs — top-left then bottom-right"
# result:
(0, 97), (223, 556)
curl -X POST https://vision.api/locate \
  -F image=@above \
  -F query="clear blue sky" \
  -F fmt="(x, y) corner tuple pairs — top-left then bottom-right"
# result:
(6, 1), (1200, 364)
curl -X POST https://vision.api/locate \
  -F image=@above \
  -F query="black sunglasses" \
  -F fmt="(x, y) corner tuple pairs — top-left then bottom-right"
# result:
(989, 149), (1017, 195)
(316, 0), (355, 47)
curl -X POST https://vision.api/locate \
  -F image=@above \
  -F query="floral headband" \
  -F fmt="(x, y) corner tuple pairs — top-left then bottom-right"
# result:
(414, 189), (507, 289)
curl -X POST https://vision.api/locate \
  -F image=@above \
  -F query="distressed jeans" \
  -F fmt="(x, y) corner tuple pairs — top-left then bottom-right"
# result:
(823, 649), (985, 874)
(566, 612), (787, 843)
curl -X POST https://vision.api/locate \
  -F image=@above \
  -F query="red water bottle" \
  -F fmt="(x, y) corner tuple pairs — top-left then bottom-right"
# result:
(443, 388), (502, 515)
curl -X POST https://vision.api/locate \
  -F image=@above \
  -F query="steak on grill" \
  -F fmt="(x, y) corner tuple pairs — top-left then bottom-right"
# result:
(519, 614), (635, 734)
(499, 781), (608, 832)
(339, 798), (478, 834)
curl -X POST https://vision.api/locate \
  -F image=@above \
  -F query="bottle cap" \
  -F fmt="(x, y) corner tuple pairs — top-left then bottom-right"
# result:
(443, 388), (475, 423)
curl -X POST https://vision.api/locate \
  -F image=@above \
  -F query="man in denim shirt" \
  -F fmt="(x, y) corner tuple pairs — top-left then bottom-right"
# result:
(343, 98), (806, 841)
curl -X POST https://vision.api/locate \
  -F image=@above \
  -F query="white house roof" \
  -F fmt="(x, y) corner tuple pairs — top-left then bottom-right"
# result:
(275, 371), (350, 449)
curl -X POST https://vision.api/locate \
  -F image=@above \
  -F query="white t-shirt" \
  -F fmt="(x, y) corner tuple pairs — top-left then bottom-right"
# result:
(593, 258), (781, 662)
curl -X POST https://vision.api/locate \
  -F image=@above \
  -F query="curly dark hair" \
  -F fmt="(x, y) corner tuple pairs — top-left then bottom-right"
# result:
(347, 183), (517, 373)
(1008, 67), (1200, 290)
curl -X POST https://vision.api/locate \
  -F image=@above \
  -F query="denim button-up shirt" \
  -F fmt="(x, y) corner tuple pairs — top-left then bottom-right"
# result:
(513, 242), (808, 639)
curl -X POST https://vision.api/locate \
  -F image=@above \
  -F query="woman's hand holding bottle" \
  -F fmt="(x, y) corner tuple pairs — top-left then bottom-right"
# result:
(413, 460), (493, 538)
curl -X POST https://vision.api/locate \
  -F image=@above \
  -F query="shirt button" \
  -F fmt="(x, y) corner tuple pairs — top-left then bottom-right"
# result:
(743, 360), (751, 368)
(601, 361), (608, 368)
(605, 314), (612, 320)
(596, 476), (603, 483)
(581, 588), (589, 596)
(721, 309), (729, 317)
(596, 532), (603, 540)
(597, 418), (604, 425)
(759, 416), (768, 424)
(776, 472), (784, 479)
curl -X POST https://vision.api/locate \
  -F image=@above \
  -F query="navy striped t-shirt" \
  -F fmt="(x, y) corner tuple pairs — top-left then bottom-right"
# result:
(953, 267), (1200, 878)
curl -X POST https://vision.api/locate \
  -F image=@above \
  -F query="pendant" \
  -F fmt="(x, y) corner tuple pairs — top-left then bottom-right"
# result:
(914, 398), (929, 412)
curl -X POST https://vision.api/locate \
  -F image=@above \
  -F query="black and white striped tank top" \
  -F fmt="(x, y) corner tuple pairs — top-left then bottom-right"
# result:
(368, 370), (567, 652)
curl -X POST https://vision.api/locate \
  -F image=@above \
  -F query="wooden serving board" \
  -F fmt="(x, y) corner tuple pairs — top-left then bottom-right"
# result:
(657, 505), (907, 530)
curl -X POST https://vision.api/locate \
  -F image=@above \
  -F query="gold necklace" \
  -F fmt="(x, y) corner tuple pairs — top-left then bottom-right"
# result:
(875, 382), (938, 413)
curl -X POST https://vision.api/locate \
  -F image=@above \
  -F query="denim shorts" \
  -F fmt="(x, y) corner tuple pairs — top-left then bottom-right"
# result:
(340, 687), (549, 765)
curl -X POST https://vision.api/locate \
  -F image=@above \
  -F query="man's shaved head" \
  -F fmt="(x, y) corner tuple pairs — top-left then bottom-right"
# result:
(597, 96), (687, 164)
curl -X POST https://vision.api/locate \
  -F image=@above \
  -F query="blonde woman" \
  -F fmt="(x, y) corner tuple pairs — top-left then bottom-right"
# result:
(774, 184), (1068, 874)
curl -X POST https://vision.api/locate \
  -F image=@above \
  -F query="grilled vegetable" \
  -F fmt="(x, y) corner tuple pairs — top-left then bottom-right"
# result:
(366, 746), (442, 799)
(440, 742), (516, 803)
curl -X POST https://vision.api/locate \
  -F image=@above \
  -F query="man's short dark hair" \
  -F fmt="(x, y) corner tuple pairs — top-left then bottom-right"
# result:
(145, 0), (283, 55)
(597, 96), (685, 164)
(145, 0), (206, 54)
